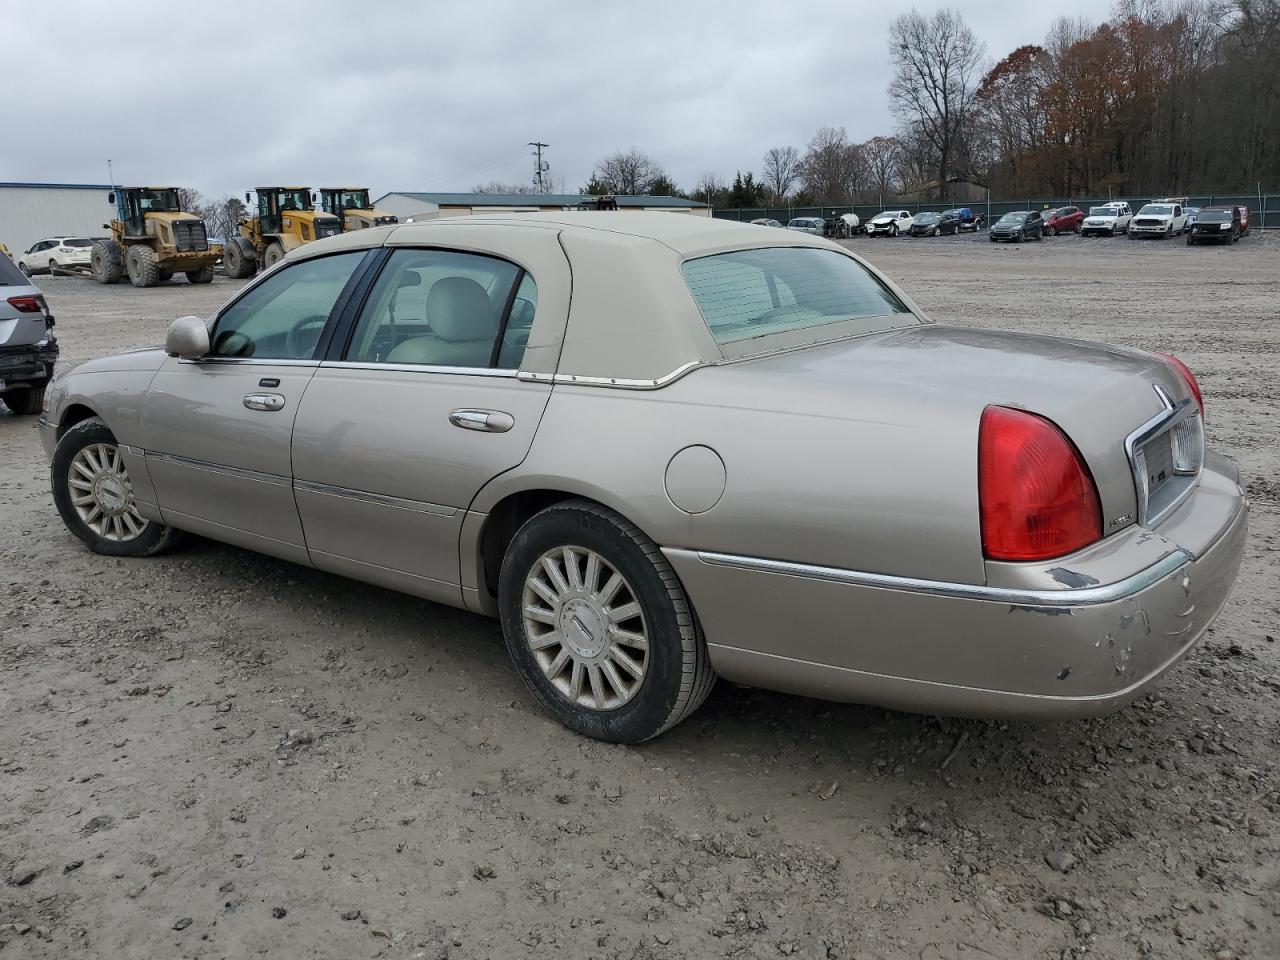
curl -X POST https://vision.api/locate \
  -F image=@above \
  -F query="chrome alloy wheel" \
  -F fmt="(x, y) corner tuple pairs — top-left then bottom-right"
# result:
(67, 443), (147, 542)
(521, 545), (649, 710)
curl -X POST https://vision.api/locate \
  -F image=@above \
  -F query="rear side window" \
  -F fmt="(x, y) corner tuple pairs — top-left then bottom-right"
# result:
(64, 238), (93, 248)
(682, 247), (910, 345)
(345, 248), (526, 369)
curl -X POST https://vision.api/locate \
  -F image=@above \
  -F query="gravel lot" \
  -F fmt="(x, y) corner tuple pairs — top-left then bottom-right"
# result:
(2, 232), (1277, 959)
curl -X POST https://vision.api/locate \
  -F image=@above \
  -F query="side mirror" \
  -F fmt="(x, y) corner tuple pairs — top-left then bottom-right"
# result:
(245, 191), (251, 204)
(310, 191), (317, 203)
(165, 315), (210, 359)
(108, 192), (115, 203)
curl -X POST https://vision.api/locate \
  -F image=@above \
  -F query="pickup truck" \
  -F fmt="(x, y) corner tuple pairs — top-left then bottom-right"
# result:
(1129, 201), (1189, 238)
(1080, 202), (1133, 237)
(942, 207), (985, 231)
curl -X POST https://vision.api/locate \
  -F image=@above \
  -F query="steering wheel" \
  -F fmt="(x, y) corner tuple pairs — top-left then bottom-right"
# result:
(286, 314), (328, 359)
(212, 329), (254, 357)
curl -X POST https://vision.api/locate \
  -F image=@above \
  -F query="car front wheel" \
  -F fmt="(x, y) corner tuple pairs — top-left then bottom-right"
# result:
(498, 500), (715, 743)
(51, 417), (182, 557)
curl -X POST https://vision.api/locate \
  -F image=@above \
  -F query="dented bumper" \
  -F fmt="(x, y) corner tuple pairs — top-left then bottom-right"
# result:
(662, 455), (1248, 720)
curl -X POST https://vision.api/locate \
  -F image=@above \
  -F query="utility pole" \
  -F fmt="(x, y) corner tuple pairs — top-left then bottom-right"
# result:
(106, 158), (115, 189)
(528, 142), (549, 193)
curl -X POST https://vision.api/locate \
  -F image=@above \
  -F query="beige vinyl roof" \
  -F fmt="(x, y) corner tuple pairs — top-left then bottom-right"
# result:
(285, 213), (925, 384)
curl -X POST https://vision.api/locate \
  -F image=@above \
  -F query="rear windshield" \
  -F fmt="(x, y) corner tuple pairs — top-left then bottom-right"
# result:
(682, 247), (911, 346)
(0, 254), (30, 286)
(63, 238), (93, 248)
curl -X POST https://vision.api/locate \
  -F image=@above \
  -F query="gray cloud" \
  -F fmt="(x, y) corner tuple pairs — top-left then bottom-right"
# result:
(9, 1), (1114, 199)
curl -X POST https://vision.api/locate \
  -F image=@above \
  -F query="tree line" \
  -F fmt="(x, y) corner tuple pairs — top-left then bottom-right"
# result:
(576, 0), (1278, 207)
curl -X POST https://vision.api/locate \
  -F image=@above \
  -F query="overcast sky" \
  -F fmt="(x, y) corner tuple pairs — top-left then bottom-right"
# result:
(9, 1), (1115, 201)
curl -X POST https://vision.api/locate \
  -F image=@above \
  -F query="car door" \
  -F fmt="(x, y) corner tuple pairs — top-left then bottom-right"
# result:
(290, 242), (565, 606)
(141, 248), (372, 564)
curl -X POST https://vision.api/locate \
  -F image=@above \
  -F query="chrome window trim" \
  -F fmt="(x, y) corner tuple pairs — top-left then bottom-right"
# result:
(693, 549), (1192, 607)
(1124, 384), (1202, 526)
(177, 357), (320, 367)
(517, 360), (705, 389)
(145, 450), (290, 486)
(321, 361), (518, 378)
(293, 479), (458, 517)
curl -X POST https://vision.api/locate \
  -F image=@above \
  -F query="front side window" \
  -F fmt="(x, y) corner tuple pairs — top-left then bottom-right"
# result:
(682, 247), (910, 346)
(345, 248), (526, 369)
(209, 251), (366, 360)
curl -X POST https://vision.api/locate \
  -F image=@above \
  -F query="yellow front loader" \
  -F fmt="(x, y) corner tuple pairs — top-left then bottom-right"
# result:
(318, 188), (399, 232)
(90, 187), (221, 287)
(222, 187), (341, 278)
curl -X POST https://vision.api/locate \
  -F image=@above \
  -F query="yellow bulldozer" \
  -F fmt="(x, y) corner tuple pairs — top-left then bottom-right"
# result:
(318, 188), (399, 232)
(90, 187), (221, 287)
(222, 187), (341, 278)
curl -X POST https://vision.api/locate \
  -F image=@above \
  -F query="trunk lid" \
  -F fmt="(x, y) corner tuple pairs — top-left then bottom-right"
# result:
(718, 324), (1195, 535)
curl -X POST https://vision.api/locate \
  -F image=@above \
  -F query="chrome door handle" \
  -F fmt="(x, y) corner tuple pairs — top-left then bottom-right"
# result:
(449, 408), (514, 433)
(243, 393), (285, 412)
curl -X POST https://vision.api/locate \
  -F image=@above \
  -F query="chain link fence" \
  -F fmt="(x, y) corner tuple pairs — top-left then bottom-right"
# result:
(714, 191), (1278, 230)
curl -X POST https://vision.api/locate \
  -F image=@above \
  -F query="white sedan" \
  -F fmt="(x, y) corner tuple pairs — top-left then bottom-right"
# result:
(865, 210), (914, 237)
(18, 237), (94, 275)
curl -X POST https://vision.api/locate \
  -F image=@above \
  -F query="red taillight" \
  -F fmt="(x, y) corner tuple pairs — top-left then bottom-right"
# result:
(979, 406), (1103, 561)
(6, 295), (44, 313)
(1155, 352), (1204, 417)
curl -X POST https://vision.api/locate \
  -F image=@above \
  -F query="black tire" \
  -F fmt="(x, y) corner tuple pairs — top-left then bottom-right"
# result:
(498, 500), (715, 743)
(2, 385), (44, 415)
(51, 417), (182, 557)
(19, 261), (31, 276)
(263, 242), (286, 268)
(222, 239), (256, 279)
(48, 258), (59, 274)
(158, 268), (173, 282)
(90, 240), (123, 284)
(932, 227), (941, 237)
(126, 245), (159, 287)
(186, 261), (216, 284)
(889, 224), (898, 237)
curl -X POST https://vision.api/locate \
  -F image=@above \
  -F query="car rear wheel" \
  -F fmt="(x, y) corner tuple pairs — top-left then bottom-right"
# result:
(2, 386), (44, 416)
(498, 500), (715, 743)
(51, 417), (181, 557)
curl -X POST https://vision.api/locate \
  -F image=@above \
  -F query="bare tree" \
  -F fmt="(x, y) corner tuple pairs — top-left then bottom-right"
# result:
(694, 171), (725, 206)
(860, 136), (902, 203)
(593, 148), (668, 195)
(798, 126), (864, 203)
(760, 146), (801, 200)
(887, 8), (985, 199)
(471, 181), (539, 195)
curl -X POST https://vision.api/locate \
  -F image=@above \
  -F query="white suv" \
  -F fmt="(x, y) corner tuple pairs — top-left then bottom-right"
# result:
(1080, 202), (1133, 237)
(18, 237), (94, 275)
(865, 210), (914, 237)
(1129, 201), (1188, 239)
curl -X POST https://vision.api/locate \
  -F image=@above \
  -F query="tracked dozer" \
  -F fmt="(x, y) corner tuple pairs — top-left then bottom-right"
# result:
(90, 188), (221, 287)
(222, 187), (341, 278)
(318, 188), (399, 232)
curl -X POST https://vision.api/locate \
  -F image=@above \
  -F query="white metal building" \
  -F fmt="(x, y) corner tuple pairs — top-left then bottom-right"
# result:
(0, 182), (117, 257)
(373, 192), (711, 222)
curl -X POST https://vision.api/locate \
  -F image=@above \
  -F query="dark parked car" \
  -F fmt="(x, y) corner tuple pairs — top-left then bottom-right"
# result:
(989, 211), (1043, 242)
(909, 211), (962, 236)
(0, 253), (58, 414)
(1042, 206), (1084, 236)
(1186, 206), (1241, 245)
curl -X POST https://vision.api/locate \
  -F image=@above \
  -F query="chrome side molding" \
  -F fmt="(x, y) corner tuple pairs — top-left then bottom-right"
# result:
(693, 549), (1192, 607)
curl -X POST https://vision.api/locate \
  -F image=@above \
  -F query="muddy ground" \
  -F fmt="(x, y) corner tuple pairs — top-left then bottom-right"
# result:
(1, 231), (1276, 959)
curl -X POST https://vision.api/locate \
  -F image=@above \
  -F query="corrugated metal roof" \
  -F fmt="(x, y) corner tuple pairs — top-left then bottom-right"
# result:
(384, 192), (706, 209)
(0, 181), (114, 190)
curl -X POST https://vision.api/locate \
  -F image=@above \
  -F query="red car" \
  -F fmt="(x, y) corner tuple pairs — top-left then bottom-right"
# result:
(1042, 206), (1084, 236)
(1239, 206), (1251, 236)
